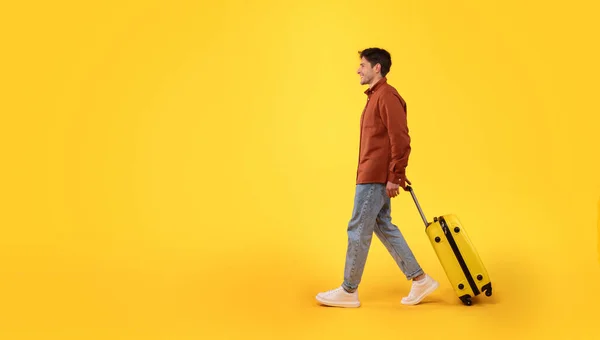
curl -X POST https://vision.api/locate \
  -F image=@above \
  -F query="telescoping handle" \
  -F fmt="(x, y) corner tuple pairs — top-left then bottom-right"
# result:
(406, 186), (429, 228)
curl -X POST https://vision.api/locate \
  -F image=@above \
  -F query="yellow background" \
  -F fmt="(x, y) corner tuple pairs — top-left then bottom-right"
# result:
(1, 0), (599, 339)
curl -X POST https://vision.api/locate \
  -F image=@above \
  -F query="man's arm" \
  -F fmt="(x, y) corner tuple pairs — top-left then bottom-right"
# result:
(378, 91), (411, 186)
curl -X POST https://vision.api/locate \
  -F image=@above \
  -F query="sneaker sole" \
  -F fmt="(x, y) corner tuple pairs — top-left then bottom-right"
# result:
(401, 281), (439, 305)
(315, 295), (361, 308)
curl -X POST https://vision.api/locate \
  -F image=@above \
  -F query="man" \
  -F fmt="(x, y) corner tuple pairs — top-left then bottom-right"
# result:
(315, 48), (439, 307)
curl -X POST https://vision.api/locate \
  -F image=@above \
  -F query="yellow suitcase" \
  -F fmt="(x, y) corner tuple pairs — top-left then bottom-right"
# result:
(407, 185), (492, 306)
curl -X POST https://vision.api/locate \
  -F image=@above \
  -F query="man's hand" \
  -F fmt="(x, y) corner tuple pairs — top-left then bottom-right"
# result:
(386, 181), (400, 198)
(387, 178), (412, 198)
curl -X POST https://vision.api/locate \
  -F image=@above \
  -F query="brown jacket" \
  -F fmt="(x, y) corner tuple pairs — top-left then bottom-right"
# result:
(356, 77), (411, 186)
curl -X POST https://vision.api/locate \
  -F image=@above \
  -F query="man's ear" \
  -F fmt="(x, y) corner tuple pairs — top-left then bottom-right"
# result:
(374, 63), (381, 74)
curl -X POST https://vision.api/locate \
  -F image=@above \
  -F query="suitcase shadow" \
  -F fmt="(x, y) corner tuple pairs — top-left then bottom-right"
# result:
(369, 284), (498, 306)
(434, 286), (499, 306)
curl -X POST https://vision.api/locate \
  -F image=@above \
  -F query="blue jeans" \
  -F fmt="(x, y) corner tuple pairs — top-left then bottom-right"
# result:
(342, 183), (424, 292)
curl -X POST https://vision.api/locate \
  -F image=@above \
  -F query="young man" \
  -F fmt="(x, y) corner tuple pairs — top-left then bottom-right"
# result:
(315, 48), (439, 307)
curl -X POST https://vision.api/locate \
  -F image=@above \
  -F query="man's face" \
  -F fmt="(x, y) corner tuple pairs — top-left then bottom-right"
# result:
(357, 57), (378, 85)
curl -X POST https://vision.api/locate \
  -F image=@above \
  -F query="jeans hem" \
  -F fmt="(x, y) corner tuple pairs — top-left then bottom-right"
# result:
(405, 268), (425, 281)
(342, 282), (356, 293)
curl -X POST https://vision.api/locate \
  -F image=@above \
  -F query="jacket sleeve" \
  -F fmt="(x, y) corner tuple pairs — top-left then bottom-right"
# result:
(378, 91), (411, 184)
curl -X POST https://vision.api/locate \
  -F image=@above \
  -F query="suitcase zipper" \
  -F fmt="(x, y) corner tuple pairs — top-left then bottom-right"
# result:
(438, 216), (480, 296)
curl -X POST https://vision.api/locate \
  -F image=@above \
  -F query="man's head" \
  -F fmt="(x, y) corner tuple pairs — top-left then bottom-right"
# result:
(357, 48), (392, 87)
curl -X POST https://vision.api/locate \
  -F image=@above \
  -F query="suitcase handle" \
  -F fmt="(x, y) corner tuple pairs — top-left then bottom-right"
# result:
(406, 185), (429, 228)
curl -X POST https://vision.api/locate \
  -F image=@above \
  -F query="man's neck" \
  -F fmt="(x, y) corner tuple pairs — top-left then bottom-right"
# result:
(369, 76), (383, 89)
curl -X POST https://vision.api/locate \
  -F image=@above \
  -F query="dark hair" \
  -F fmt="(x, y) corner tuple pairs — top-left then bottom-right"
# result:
(359, 48), (392, 77)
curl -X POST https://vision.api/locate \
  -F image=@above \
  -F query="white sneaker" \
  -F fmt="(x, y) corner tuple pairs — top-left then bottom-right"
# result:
(401, 274), (439, 305)
(316, 286), (361, 308)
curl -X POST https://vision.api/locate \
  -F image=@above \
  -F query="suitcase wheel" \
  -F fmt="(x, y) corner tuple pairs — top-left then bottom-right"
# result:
(460, 295), (472, 306)
(482, 283), (493, 297)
